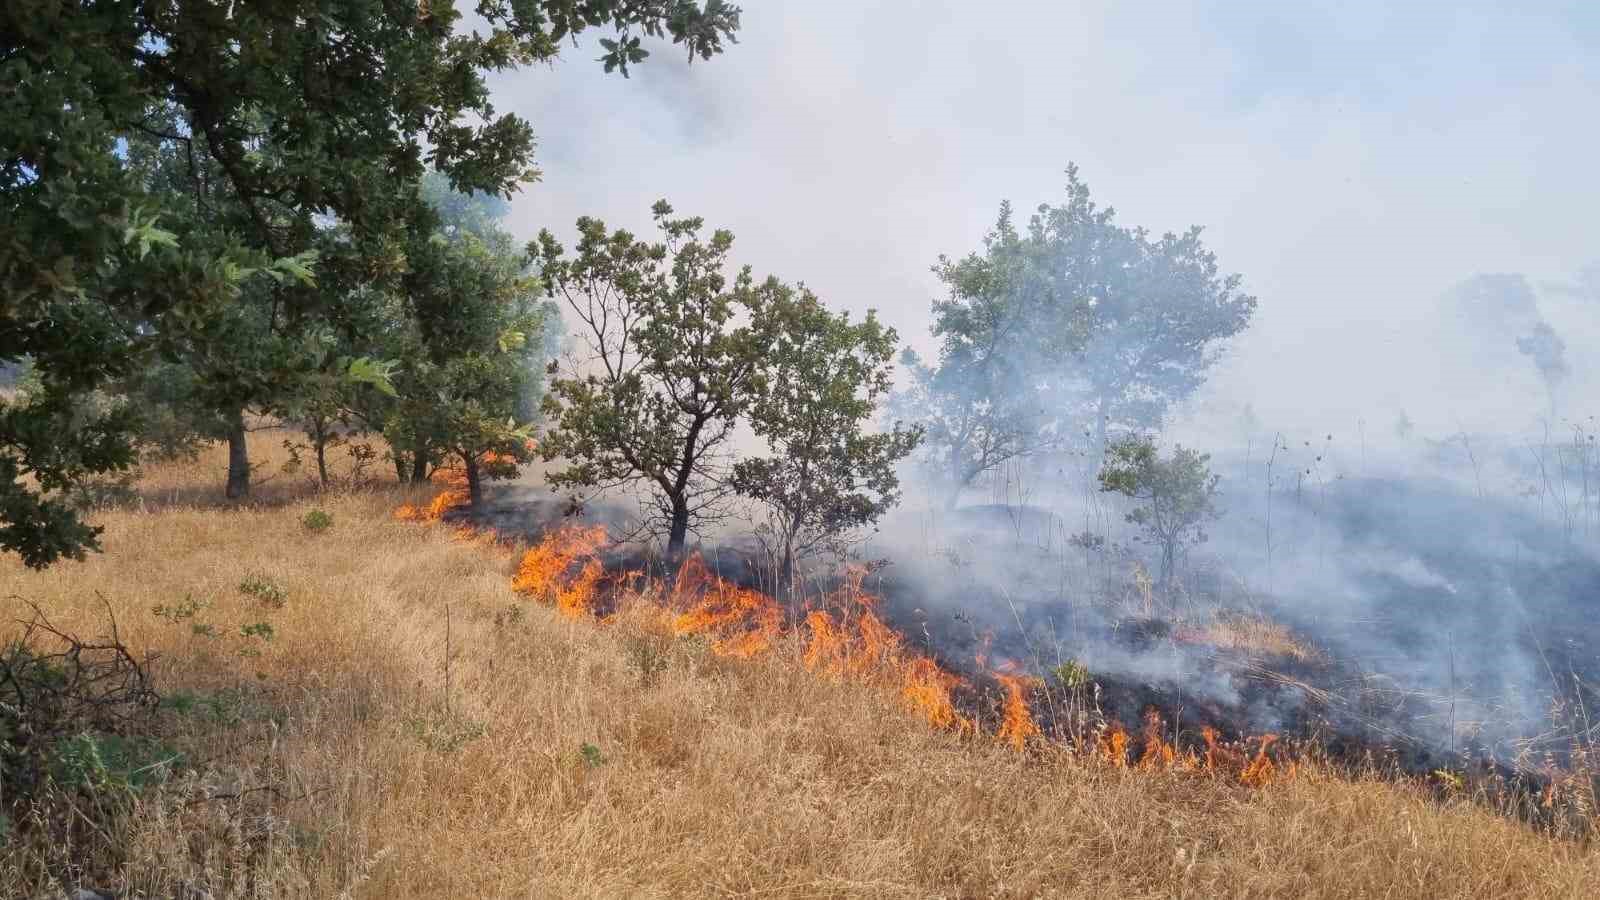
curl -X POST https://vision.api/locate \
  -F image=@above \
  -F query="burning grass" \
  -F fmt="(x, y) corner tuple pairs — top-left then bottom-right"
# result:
(510, 523), (610, 617)
(2, 444), (1598, 897)
(485, 511), (1319, 785)
(507, 529), (985, 741)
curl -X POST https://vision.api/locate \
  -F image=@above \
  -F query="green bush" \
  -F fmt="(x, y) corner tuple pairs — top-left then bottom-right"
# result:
(625, 636), (672, 687)
(403, 711), (486, 753)
(48, 731), (182, 794)
(151, 594), (207, 623)
(301, 509), (334, 532)
(238, 574), (288, 608)
(0, 606), (163, 826)
(1051, 658), (1092, 691)
(1098, 436), (1220, 590)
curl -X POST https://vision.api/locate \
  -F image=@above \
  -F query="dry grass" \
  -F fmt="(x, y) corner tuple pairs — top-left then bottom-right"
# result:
(3, 444), (1599, 898)
(1173, 610), (1326, 664)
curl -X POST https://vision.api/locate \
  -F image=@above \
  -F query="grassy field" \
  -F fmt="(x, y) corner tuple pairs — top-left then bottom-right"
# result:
(4, 443), (1599, 898)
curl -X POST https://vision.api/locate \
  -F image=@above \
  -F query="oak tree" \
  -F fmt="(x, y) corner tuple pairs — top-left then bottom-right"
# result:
(895, 201), (1066, 507)
(1098, 436), (1220, 591)
(899, 166), (1255, 508)
(534, 201), (773, 557)
(733, 288), (921, 592)
(2, 0), (741, 564)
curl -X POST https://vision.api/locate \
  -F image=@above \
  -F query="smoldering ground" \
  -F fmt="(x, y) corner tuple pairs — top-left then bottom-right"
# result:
(853, 440), (1600, 772)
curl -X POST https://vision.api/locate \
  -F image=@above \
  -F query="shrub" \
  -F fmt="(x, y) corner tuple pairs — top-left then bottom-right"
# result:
(492, 603), (526, 630)
(403, 710), (486, 753)
(625, 635), (672, 687)
(236, 622), (276, 658)
(0, 603), (163, 837)
(238, 574), (288, 609)
(48, 731), (181, 794)
(1051, 658), (1092, 690)
(1098, 437), (1220, 591)
(301, 509), (334, 532)
(151, 594), (207, 624)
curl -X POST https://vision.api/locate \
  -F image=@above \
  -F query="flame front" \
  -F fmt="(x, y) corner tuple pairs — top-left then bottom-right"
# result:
(1137, 709), (1181, 770)
(669, 554), (785, 658)
(900, 657), (972, 733)
(1240, 734), (1281, 787)
(994, 675), (1041, 750)
(1102, 723), (1130, 767)
(394, 466), (469, 522)
(392, 492), (1301, 786)
(511, 525), (609, 617)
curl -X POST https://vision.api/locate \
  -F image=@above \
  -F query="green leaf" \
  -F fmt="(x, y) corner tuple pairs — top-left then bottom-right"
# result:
(125, 219), (180, 261)
(345, 357), (399, 397)
(271, 250), (320, 288)
(497, 329), (527, 353)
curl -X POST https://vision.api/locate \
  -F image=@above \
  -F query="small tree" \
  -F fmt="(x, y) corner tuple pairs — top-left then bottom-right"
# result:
(898, 165), (1256, 507)
(895, 201), (1068, 507)
(428, 353), (540, 509)
(894, 347), (1054, 509)
(1098, 436), (1219, 591)
(733, 288), (922, 593)
(534, 201), (774, 557)
(390, 207), (545, 510)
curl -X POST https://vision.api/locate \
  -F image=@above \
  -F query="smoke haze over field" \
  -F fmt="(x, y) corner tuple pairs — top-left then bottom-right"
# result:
(457, 2), (1600, 764)
(487, 0), (1600, 444)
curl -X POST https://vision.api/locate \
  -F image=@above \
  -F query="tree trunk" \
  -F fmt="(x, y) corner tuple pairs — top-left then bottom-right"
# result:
(411, 441), (429, 483)
(393, 450), (410, 483)
(778, 542), (796, 600)
(464, 454), (483, 510)
(314, 425), (329, 488)
(943, 485), (962, 512)
(666, 496), (690, 559)
(225, 413), (250, 499)
(1160, 539), (1177, 594)
(944, 448), (965, 511)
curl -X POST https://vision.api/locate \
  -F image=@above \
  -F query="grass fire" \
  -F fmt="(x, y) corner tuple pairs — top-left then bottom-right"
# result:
(6, 3), (1600, 897)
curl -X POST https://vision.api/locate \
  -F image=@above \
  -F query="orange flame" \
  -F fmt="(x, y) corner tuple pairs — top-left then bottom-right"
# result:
(1240, 734), (1281, 787)
(1102, 722), (1130, 767)
(973, 629), (995, 670)
(801, 592), (978, 735)
(669, 554), (787, 659)
(901, 657), (973, 734)
(555, 558), (605, 618)
(393, 466), (469, 522)
(391, 489), (1306, 787)
(1137, 709), (1182, 770)
(853, 609), (902, 674)
(511, 525), (609, 618)
(1200, 725), (1221, 771)
(995, 674), (1041, 751)
(803, 609), (846, 672)
(709, 604), (784, 659)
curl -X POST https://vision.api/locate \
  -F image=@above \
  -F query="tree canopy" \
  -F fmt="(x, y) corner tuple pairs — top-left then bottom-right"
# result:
(898, 165), (1255, 506)
(1098, 436), (1220, 591)
(387, 183), (551, 507)
(534, 201), (775, 557)
(2, 0), (742, 566)
(733, 289), (921, 591)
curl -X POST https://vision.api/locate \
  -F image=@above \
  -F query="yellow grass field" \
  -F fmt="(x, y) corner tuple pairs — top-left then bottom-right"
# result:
(4, 442), (1599, 898)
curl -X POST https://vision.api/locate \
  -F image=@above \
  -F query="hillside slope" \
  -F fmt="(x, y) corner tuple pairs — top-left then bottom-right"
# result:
(3, 450), (1598, 898)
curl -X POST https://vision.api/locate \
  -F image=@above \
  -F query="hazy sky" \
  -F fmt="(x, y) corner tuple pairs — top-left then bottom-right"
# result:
(487, 1), (1600, 443)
